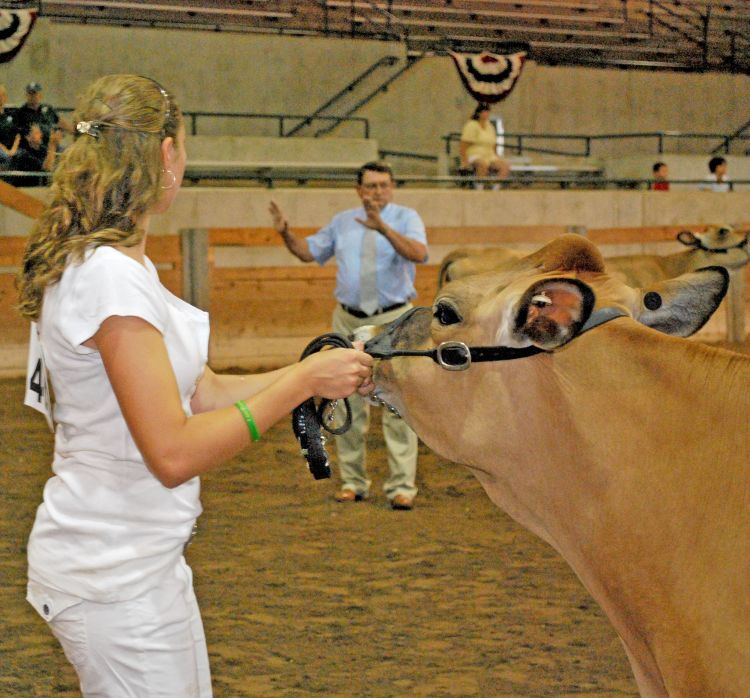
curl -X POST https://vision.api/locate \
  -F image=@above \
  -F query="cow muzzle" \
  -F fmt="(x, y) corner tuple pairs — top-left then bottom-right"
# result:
(362, 307), (426, 358)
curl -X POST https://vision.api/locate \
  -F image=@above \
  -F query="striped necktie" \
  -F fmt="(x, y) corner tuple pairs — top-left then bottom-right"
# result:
(359, 228), (379, 315)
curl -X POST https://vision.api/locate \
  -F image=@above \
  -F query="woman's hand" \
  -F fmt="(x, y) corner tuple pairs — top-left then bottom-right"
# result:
(300, 347), (373, 399)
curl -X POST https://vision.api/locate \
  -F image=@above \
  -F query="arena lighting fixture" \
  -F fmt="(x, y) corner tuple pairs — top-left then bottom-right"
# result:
(39, 1), (294, 20)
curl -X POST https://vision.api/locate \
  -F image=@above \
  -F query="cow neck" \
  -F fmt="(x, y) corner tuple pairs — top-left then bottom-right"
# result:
(369, 306), (627, 370)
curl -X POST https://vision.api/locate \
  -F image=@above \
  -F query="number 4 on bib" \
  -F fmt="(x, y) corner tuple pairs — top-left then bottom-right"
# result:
(24, 322), (54, 432)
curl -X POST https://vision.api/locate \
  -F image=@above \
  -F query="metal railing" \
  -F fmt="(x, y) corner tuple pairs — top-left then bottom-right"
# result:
(283, 56), (398, 138)
(315, 54), (423, 137)
(184, 111), (370, 138)
(2, 168), (748, 191)
(58, 108), (371, 138)
(443, 131), (750, 158)
(56, 105), (750, 154)
(714, 115), (750, 155)
(379, 149), (438, 162)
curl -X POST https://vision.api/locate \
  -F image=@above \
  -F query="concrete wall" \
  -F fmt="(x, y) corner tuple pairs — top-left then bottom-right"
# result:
(3, 186), (748, 241)
(184, 135), (379, 166)
(1, 19), (749, 162)
(359, 57), (750, 159)
(0, 20), (399, 136)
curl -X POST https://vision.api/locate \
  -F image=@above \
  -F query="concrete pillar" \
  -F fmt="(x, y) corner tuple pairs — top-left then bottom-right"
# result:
(180, 228), (210, 311)
(726, 268), (746, 343)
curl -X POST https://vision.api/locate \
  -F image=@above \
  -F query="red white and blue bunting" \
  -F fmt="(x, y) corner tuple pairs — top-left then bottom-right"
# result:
(0, 9), (36, 64)
(449, 49), (527, 104)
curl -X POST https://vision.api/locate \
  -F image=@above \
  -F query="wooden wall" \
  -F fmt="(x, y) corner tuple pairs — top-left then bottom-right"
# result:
(2, 224), (748, 376)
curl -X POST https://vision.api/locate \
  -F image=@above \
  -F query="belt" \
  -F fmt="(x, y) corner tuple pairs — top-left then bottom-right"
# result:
(340, 302), (407, 319)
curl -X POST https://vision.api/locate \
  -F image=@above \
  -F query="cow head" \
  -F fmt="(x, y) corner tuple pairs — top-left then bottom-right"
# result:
(369, 235), (728, 430)
(438, 245), (524, 288)
(677, 225), (750, 269)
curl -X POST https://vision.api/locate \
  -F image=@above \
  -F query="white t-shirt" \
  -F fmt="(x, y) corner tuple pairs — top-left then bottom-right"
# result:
(27, 246), (210, 602)
(700, 176), (731, 192)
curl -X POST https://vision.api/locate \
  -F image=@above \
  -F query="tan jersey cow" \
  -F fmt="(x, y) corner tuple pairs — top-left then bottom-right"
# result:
(365, 235), (749, 697)
(438, 225), (750, 287)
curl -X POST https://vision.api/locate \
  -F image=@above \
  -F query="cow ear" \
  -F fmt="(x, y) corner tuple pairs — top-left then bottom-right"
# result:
(514, 277), (596, 349)
(636, 266), (729, 336)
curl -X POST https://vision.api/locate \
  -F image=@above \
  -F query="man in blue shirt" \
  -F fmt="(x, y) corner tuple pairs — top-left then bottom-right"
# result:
(270, 161), (428, 510)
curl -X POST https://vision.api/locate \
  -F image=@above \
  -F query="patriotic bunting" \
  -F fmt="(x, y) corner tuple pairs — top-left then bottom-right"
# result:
(0, 9), (36, 64)
(449, 49), (527, 104)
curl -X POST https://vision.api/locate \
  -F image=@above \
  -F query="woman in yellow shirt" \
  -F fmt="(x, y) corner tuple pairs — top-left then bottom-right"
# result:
(459, 103), (510, 189)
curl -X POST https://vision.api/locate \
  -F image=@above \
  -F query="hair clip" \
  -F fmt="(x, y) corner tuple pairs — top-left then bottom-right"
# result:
(76, 121), (101, 139)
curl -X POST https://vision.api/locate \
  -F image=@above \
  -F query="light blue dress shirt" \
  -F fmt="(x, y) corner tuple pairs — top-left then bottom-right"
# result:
(305, 203), (428, 310)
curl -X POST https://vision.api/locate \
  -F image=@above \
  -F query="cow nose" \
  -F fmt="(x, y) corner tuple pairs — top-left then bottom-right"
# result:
(364, 330), (394, 356)
(364, 307), (424, 356)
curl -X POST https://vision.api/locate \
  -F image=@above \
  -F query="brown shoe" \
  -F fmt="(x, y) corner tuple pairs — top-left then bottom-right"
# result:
(390, 494), (414, 510)
(335, 489), (368, 503)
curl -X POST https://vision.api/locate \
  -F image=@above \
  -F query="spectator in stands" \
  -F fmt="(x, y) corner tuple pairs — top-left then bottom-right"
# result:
(0, 85), (20, 169)
(15, 81), (72, 145)
(459, 102), (510, 190)
(7, 123), (62, 185)
(701, 156), (731, 192)
(17, 73), (373, 698)
(651, 161), (670, 191)
(269, 161), (428, 510)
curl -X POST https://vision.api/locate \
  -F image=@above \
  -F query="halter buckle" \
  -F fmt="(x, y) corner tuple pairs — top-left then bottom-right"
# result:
(435, 341), (472, 371)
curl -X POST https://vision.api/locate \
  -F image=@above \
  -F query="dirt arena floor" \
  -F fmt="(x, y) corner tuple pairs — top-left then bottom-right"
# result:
(2, 334), (747, 697)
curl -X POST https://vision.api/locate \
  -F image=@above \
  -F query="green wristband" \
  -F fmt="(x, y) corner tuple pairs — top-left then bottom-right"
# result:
(235, 400), (261, 442)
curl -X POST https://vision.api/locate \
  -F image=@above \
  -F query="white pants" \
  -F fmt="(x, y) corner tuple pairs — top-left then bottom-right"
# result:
(27, 558), (212, 698)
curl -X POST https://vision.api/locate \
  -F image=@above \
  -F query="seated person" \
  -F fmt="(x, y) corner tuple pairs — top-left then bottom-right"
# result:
(459, 103), (510, 190)
(0, 84), (20, 169)
(7, 123), (62, 186)
(651, 161), (669, 191)
(701, 156), (731, 192)
(14, 81), (72, 145)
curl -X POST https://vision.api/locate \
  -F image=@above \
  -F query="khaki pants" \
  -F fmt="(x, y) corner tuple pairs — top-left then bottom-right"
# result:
(332, 303), (418, 501)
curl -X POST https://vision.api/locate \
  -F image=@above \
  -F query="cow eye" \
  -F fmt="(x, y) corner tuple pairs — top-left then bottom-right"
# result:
(433, 300), (462, 325)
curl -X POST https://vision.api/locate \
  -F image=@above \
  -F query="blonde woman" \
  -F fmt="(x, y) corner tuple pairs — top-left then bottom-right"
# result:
(17, 74), (372, 698)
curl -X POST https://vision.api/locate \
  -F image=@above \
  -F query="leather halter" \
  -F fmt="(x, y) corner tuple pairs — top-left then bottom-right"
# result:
(683, 232), (749, 254)
(365, 306), (627, 371)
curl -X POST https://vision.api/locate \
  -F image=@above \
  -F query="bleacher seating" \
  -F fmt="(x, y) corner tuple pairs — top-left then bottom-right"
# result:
(440, 153), (604, 188)
(184, 135), (379, 183)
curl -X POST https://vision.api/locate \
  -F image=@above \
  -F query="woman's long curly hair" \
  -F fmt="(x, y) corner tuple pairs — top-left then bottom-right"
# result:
(17, 74), (182, 320)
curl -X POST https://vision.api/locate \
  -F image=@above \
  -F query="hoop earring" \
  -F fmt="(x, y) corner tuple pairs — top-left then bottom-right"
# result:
(161, 168), (176, 190)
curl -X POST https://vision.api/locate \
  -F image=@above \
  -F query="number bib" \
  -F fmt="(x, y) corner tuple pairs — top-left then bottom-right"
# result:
(24, 322), (54, 432)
